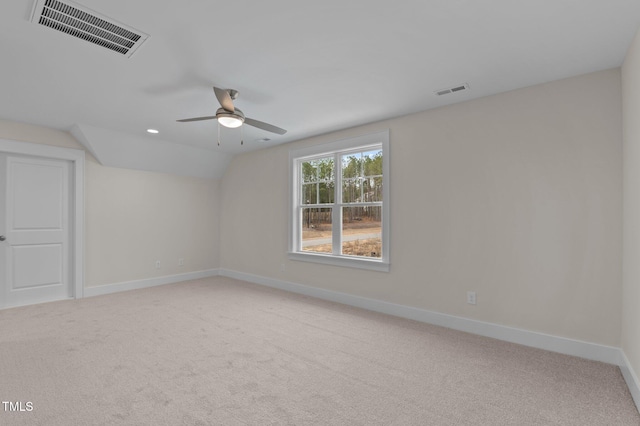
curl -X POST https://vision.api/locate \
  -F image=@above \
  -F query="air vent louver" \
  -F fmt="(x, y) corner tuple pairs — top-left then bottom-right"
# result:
(30, 0), (148, 58)
(435, 83), (470, 96)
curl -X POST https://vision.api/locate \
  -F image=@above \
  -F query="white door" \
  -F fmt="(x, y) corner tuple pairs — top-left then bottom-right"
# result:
(0, 154), (72, 308)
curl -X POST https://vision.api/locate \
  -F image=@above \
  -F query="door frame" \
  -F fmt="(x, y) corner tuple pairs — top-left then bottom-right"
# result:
(0, 138), (84, 304)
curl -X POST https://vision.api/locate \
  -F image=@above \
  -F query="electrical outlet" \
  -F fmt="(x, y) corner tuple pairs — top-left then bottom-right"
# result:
(280, 263), (285, 272)
(467, 291), (477, 305)
(155, 260), (161, 269)
(178, 258), (184, 266)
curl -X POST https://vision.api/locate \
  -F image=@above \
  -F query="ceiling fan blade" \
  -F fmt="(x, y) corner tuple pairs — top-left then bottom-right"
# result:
(244, 117), (287, 135)
(176, 116), (217, 122)
(214, 87), (234, 112)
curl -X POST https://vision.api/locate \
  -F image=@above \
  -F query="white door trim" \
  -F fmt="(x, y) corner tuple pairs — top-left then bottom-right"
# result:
(0, 138), (84, 301)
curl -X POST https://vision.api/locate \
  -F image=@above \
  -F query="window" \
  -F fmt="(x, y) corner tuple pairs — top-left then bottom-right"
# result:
(289, 130), (389, 272)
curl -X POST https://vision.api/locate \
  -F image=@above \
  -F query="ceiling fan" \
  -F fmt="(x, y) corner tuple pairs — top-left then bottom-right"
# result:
(177, 87), (287, 145)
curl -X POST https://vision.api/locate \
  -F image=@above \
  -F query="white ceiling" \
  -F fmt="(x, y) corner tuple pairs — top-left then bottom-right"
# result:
(1, 1), (639, 161)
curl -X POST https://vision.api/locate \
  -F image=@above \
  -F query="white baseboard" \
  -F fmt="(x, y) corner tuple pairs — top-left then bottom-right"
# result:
(219, 268), (623, 366)
(621, 352), (640, 411)
(84, 269), (220, 297)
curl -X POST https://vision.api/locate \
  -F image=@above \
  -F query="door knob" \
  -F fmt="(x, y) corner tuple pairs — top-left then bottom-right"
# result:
(0, 235), (5, 241)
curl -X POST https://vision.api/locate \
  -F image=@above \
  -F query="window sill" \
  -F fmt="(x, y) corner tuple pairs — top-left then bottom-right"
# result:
(288, 251), (390, 272)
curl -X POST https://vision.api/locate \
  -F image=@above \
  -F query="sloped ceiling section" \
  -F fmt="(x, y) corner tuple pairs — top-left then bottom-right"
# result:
(71, 124), (232, 179)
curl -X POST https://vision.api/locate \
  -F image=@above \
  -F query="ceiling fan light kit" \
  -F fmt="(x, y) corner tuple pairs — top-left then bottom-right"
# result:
(177, 87), (286, 145)
(217, 113), (244, 128)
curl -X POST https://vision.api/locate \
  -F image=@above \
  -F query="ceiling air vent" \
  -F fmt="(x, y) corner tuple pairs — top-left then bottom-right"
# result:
(30, 0), (149, 58)
(435, 83), (470, 96)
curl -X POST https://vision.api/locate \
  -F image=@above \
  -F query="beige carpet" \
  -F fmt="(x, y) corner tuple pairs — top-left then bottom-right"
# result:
(0, 276), (638, 425)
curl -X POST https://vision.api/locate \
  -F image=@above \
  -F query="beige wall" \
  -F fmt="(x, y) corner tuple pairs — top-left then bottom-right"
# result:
(220, 69), (623, 346)
(623, 29), (640, 383)
(86, 162), (220, 287)
(0, 67), (625, 348)
(0, 119), (221, 288)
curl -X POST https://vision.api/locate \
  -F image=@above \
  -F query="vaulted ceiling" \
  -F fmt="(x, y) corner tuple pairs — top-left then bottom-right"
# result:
(1, 1), (639, 177)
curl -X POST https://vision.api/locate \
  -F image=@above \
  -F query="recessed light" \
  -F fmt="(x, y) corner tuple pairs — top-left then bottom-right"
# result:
(147, 129), (159, 134)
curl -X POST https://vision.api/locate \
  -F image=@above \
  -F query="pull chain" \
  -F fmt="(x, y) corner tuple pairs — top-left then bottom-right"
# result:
(240, 125), (244, 146)
(217, 122), (220, 146)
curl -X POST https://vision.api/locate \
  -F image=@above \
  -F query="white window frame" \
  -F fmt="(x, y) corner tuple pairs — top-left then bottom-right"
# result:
(288, 130), (390, 272)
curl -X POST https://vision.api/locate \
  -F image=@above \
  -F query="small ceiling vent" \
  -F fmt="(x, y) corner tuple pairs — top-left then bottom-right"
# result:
(435, 83), (470, 96)
(30, 0), (149, 58)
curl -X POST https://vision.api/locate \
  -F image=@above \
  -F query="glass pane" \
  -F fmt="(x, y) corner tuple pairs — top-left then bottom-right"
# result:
(301, 161), (317, 183)
(316, 157), (335, 182)
(301, 208), (332, 253)
(342, 150), (383, 203)
(318, 182), (334, 204)
(302, 183), (334, 205)
(302, 183), (317, 205)
(351, 176), (383, 202)
(301, 157), (334, 183)
(371, 176), (383, 202)
(301, 157), (335, 205)
(342, 153), (362, 179)
(362, 149), (383, 178)
(342, 178), (360, 203)
(342, 206), (382, 258)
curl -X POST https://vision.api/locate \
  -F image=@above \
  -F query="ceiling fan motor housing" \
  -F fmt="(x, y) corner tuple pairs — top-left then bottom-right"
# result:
(226, 89), (239, 101)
